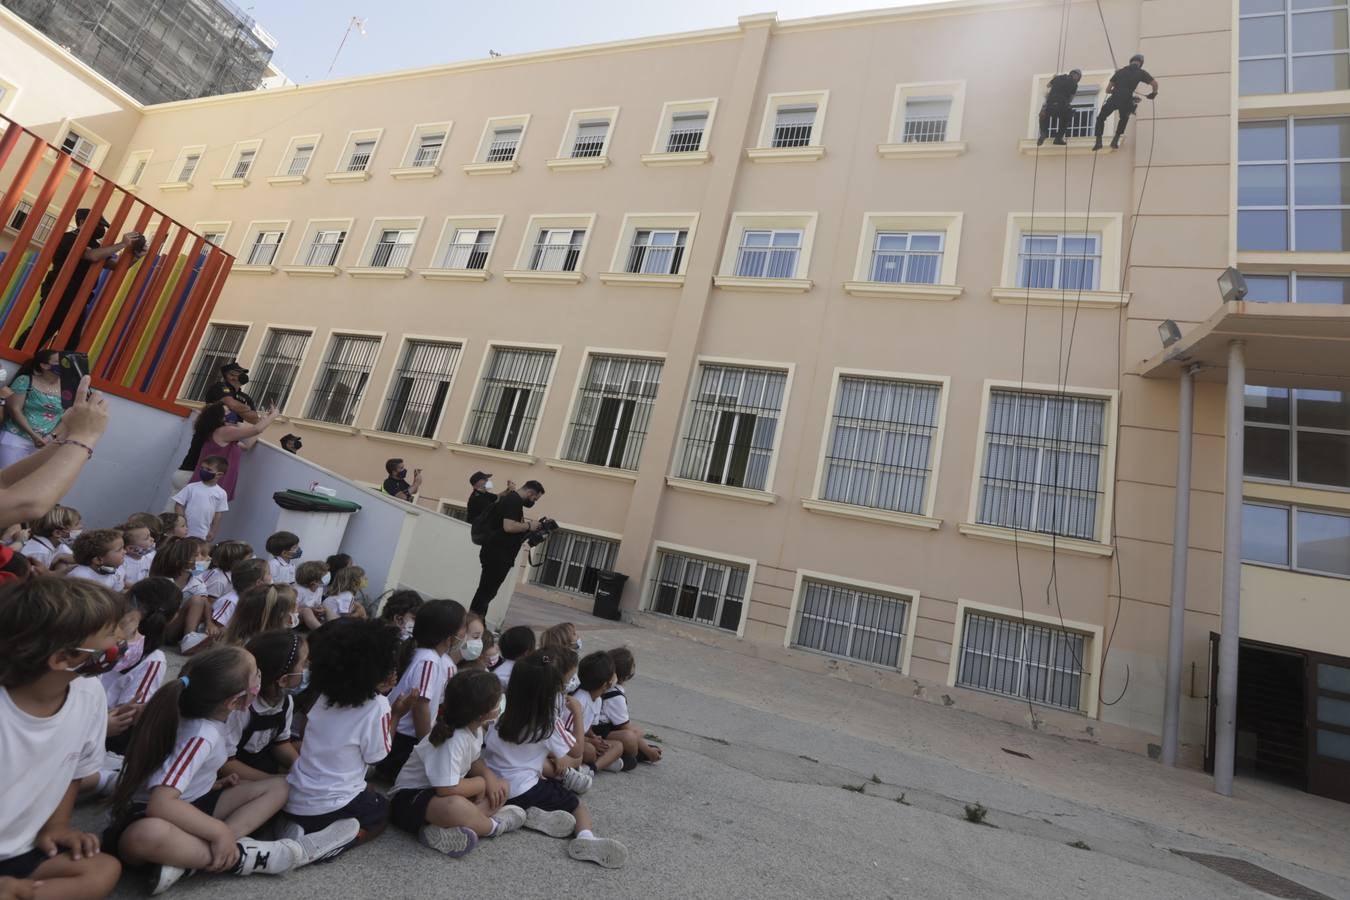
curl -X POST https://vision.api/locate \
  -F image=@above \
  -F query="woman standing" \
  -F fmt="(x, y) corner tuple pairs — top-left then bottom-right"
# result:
(0, 351), (66, 469)
(173, 401), (277, 501)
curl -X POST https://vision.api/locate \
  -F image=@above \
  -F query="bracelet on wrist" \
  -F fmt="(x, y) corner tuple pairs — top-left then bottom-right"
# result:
(54, 437), (94, 459)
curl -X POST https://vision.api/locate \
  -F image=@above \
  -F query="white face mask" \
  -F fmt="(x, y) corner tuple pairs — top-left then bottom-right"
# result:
(287, 612), (300, 630)
(399, 619), (414, 640)
(66, 529), (83, 543)
(566, 674), (581, 694)
(484, 480), (494, 491)
(461, 638), (484, 661)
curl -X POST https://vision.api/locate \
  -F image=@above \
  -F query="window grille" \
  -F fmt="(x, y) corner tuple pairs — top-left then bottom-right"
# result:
(529, 229), (585, 272)
(379, 340), (462, 438)
(562, 355), (664, 469)
(231, 149), (255, 179)
(486, 127), (522, 162)
(177, 154), (200, 182)
(902, 97), (951, 143)
(771, 104), (816, 148)
(957, 612), (1087, 711)
(305, 335), (381, 425)
(821, 376), (941, 514)
(1066, 87), (1099, 138)
(346, 139), (376, 172)
(182, 324), (247, 401)
(676, 364), (787, 491)
(251, 329), (310, 411)
(287, 144), (314, 176)
(303, 230), (346, 267)
(649, 550), (747, 632)
(370, 229), (416, 268)
(439, 229), (494, 269)
(246, 230), (284, 266)
(535, 530), (619, 595)
(793, 579), (909, 667)
(665, 112), (707, 152)
(412, 132), (445, 167)
(571, 120), (609, 158)
(464, 347), (555, 452)
(625, 229), (686, 275)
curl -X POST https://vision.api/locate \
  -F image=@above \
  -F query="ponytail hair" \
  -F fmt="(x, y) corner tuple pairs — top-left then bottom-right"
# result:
(430, 669), (501, 746)
(496, 650), (562, 745)
(246, 629), (305, 704)
(122, 578), (182, 670)
(112, 646), (252, 817)
(222, 584), (296, 647)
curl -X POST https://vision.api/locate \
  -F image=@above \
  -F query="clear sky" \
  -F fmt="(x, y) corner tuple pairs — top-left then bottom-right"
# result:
(246, 0), (940, 84)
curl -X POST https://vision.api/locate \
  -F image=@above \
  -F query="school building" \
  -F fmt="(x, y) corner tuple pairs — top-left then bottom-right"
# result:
(0, 0), (1347, 801)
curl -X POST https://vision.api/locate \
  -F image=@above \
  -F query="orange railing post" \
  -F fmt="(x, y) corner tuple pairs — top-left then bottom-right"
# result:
(0, 151), (72, 348)
(149, 247), (222, 397)
(0, 134), (47, 244)
(108, 225), (187, 385)
(134, 234), (205, 390)
(165, 254), (233, 401)
(94, 219), (171, 379)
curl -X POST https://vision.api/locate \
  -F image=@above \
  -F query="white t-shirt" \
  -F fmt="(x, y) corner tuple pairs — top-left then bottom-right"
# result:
(482, 722), (550, 800)
(598, 685), (630, 727)
(393, 648), (450, 739)
(268, 557), (296, 585)
(121, 549), (156, 586)
(67, 564), (125, 592)
(21, 536), (71, 569)
(323, 591), (356, 619)
(172, 482), (229, 539)
(227, 695), (293, 756)
(492, 659), (515, 691)
(200, 568), (232, 600)
(134, 718), (232, 804)
(211, 591), (238, 628)
(286, 694), (390, 816)
(393, 725), (482, 795)
(0, 677), (107, 860)
(103, 650), (167, 708)
(567, 688), (602, 733)
(295, 584), (323, 609)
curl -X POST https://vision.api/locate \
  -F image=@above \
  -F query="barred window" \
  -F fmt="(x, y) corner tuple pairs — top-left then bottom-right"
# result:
(534, 530), (619, 595)
(976, 389), (1109, 541)
(625, 229), (687, 275)
(251, 329), (311, 412)
(439, 229), (495, 270)
(676, 364), (787, 491)
(7, 201), (57, 244)
(305, 335), (381, 425)
(177, 153), (200, 183)
(440, 501), (468, 522)
(793, 579), (910, 668)
(821, 376), (941, 515)
(485, 126), (521, 162)
(901, 97), (950, 143)
(411, 132), (446, 167)
(665, 112), (707, 153)
(287, 143), (315, 177)
(369, 229), (416, 268)
(772, 104), (816, 148)
(1066, 86), (1099, 138)
(649, 550), (747, 632)
(246, 230), (284, 266)
(231, 149), (256, 180)
(956, 611), (1087, 711)
(346, 139), (376, 172)
(562, 355), (663, 470)
(465, 347), (555, 453)
(572, 120), (609, 158)
(379, 340), (462, 438)
(303, 229), (346, 267)
(182, 324), (248, 401)
(529, 229), (585, 272)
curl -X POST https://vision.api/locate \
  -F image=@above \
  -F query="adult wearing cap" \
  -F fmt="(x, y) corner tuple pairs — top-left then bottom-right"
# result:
(203, 361), (259, 424)
(15, 208), (145, 350)
(466, 471), (514, 524)
(280, 433), (302, 454)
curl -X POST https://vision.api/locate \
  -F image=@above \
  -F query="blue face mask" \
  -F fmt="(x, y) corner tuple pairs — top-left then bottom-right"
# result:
(198, 468), (218, 481)
(287, 668), (311, 695)
(292, 547), (303, 560)
(193, 560), (209, 575)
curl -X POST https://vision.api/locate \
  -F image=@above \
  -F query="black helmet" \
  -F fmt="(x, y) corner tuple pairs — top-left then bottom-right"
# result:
(1130, 53), (1145, 65)
(1069, 68), (1083, 80)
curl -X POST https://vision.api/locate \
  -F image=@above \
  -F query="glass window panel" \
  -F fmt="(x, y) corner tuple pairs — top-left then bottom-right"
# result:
(1294, 162), (1350, 204)
(1317, 729), (1350, 761)
(1320, 663), (1350, 693)
(1241, 0), (1283, 12)
(1293, 9), (1349, 51)
(1317, 695), (1350, 727)
(1245, 385), (1291, 424)
(1296, 389), (1350, 429)
(1242, 15), (1287, 55)
(1296, 430), (1350, 486)
(1294, 54), (1350, 92)
(1295, 275), (1350, 303)
(1295, 508), (1350, 575)
(1295, 0), (1348, 8)
(1240, 164), (1289, 205)
(1244, 425), (1292, 479)
(1295, 117), (1350, 159)
(1245, 274), (1292, 302)
(1241, 503), (1290, 565)
(1241, 59), (1287, 95)
(1239, 210), (1289, 250)
(1295, 209), (1350, 250)
(1240, 121), (1289, 161)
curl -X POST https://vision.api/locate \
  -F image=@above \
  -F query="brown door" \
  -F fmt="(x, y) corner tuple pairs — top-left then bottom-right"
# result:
(1205, 632), (1219, 774)
(1307, 653), (1350, 803)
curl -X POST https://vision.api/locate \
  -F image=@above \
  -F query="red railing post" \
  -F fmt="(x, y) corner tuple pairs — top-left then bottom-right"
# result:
(94, 219), (172, 378)
(0, 152), (72, 348)
(0, 134), (46, 242)
(108, 225), (187, 385)
(135, 233), (205, 391)
(76, 200), (152, 356)
(149, 247), (221, 398)
(165, 254), (233, 401)
(0, 122), (24, 179)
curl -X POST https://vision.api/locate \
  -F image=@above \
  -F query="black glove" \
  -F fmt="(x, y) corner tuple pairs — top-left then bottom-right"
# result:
(1147, 91), (1158, 100)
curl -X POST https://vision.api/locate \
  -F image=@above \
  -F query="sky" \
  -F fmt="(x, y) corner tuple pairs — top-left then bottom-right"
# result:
(245, 0), (941, 84)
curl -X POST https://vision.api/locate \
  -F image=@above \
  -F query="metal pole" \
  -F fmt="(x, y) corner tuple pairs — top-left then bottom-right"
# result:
(1161, 364), (1196, 767)
(1214, 340), (1245, 796)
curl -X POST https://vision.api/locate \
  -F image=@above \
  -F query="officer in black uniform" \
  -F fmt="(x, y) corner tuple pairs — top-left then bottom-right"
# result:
(1094, 54), (1159, 151)
(204, 362), (259, 424)
(1038, 68), (1082, 146)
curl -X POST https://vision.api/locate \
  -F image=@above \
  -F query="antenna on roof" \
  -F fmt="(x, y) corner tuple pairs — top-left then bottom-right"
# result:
(488, 49), (502, 58)
(327, 16), (367, 76)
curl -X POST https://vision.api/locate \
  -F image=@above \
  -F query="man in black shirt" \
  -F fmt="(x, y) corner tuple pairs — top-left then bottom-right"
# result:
(470, 479), (545, 617)
(466, 471), (518, 523)
(203, 362), (259, 424)
(382, 458), (422, 502)
(1094, 54), (1159, 151)
(14, 209), (142, 350)
(1038, 68), (1082, 146)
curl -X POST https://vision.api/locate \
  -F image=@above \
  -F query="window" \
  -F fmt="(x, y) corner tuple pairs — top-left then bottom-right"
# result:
(625, 229), (687, 275)
(1239, 117), (1350, 252)
(956, 611), (1088, 711)
(666, 112), (708, 152)
(793, 578), (911, 668)
(440, 502), (469, 522)
(379, 340), (462, 438)
(59, 129), (98, 165)
(1244, 386), (1350, 488)
(245, 230), (285, 266)
(734, 229), (801, 279)
(121, 150), (152, 187)
(486, 127), (522, 162)
(182, 324), (248, 401)
(562, 355), (664, 469)
(305, 334), (381, 425)
(820, 376), (942, 515)
(869, 232), (943, 284)
(439, 228), (495, 270)
(1243, 501), (1350, 578)
(772, 105), (817, 148)
(347, 139), (376, 172)
(177, 153), (201, 183)
(535, 531), (619, 595)
(676, 364), (788, 491)
(901, 97), (951, 143)
(754, 92), (829, 156)
(646, 100), (718, 162)
(529, 229), (585, 272)
(303, 229), (346, 267)
(1246, 272), (1350, 303)
(572, 121), (609, 158)
(251, 329), (311, 412)
(884, 83), (967, 154)
(130, 159), (147, 185)
(976, 389), (1110, 541)
(408, 128), (448, 168)
(284, 140), (317, 177)
(369, 229), (417, 268)
(1239, 0), (1350, 95)
(1017, 233), (1100, 291)
(1065, 86), (1100, 138)
(7, 200), (56, 244)
(464, 347), (556, 453)
(473, 116), (530, 167)
(231, 149), (256, 180)
(201, 231), (227, 247)
(649, 550), (748, 632)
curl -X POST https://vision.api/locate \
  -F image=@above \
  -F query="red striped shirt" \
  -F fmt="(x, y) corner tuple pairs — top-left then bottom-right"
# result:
(163, 737), (204, 788)
(133, 661), (162, 704)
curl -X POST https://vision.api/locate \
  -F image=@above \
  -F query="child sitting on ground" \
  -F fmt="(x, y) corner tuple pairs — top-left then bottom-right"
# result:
(603, 647), (662, 763)
(541, 622), (582, 655)
(294, 561), (328, 630)
(545, 647), (590, 795)
(461, 628), (495, 673)
(569, 651), (630, 774)
(106, 646), (356, 893)
(373, 600), (465, 782)
(453, 613), (487, 669)
(22, 504), (79, 574)
(266, 531), (301, 586)
(0, 579), (124, 900)
(322, 565), (367, 620)
(377, 588), (423, 640)
(101, 579), (180, 756)
(229, 630), (307, 775)
(67, 528), (127, 592)
(222, 584), (298, 647)
(180, 545), (257, 655)
(172, 455), (230, 541)
(158, 512), (189, 542)
(389, 669), (525, 856)
(491, 625), (537, 690)
(120, 517), (160, 586)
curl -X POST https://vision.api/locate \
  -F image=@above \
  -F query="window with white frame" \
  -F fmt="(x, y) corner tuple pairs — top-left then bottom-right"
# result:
(200, 230), (228, 247)
(464, 347), (556, 453)
(625, 229), (687, 275)
(368, 228), (417, 268)
(59, 128), (99, 165)
(734, 229), (802, 279)
(478, 118), (527, 163)
(562, 354), (664, 469)
(1243, 501), (1350, 578)
(244, 228), (285, 266)
(343, 137), (378, 172)
(440, 501), (469, 522)
(407, 127), (448, 168)
(121, 150), (151, 187)
(902, 97), (952, 143)
(956, 611), (1088, 711)
(676, 364), (788, 491)
(820, 376), (942, 515)
(230, 148), (257, 180)
(176, 152), (202, 183)
(572, 120), (609, 158)
(535, 530), (619, 595)
(1240, 0), (1350, 95)
(305, 334), (381, 425)
(976, 389), (1110, 541)
(793, 578), (911, 668)
(1065, 86), (1100, 138)
(379, 340), (463, 438)
(7, 200), (57, 244)
(182, 323), (248, 401)
(302, 228), (347, 267)
(1244, 385), (1350, 489)
(869, 232), (943, 284)
(1239, 117), (1350, 252)
(251, 329), (311, 411)
(772, 104), (817, 148)
(649, 550), (748, 632)
(529, 228), (586, 272)
(1245, 272), (1350, 304)
(283, 139), (317, 177)
(666, 111), (709, 152)
(439, 228), (495, 270)
(1017, 233), (1101, 291)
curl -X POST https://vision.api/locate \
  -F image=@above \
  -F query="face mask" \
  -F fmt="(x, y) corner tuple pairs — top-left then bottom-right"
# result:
(461, 638), (484, 661)
(124, 545), (149, 559)
(573, 639), (583, 652)
(399, 619), (414, 640)
(287, 668), (310, 695)
(484, 480), (494, 491)
(397, 469), (408, 480)
(358, 579), (368, 590)
(566, 674), (580, 694)
(96, 564), (118, 576)
(193, 560), (209, 575)
(198, 468), (218, 481)
(69, 641), (123, 675)
(66, 529), (83, 542)
(120, 634), (145, 670)
(522, 498), (535, 508)
(291, 547), (303, 560)
(486, 650), (501, 667)
(287, 612), (300, 629)
(321, 572), (331, 586)
(238, 374), (250, 385)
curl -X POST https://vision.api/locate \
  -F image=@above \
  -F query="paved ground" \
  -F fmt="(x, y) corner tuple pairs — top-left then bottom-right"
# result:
(84, 594), (1350, 899)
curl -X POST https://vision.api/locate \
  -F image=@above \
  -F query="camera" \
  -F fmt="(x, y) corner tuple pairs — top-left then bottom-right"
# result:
(129, 233), (148, 256)
(526, 516), (559, 547)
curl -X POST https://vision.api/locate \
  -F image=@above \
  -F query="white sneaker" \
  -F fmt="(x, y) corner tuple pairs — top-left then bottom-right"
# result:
(523, 807), (576, 838)
(561, 766), (592, 794)
(234, 837), (296, 876)
(284, 818), (359, 865)
(603, 758), (625, 773)
(568, 835), (628, 869)
(418, 825), (477, 858)
(492, 805), (527, 835)
(148, 864), (187, 895)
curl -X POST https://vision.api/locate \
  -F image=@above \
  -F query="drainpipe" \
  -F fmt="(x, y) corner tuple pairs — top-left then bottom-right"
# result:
(1214, 340), (1245, 796)
(1161, 363), (1197, 767)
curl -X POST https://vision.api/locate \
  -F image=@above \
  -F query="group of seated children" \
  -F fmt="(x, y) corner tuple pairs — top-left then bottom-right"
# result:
(0, 503), (661, 899)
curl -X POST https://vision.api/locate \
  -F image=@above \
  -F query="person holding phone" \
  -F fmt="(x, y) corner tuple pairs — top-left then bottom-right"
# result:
(0, 351), (66, 468)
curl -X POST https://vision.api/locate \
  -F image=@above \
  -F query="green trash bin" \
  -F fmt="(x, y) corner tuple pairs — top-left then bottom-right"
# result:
(272, 490), (362, 562)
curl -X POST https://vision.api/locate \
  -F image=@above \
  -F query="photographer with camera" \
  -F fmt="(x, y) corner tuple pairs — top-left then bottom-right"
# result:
(469, 479), (547, 617)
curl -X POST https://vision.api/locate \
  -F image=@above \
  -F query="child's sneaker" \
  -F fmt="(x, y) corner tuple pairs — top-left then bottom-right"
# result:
(418, 825), (478, 858)
(561, 766), (592, 794)
(285, 818), (360, 865)
(233, 837), (297, 875)
(603, 758), (625, 773)
(567, 835), (628, 869)
(148, 864), (189, 895)
(492, 805), (527, 835)
(524, 807), (576, 838)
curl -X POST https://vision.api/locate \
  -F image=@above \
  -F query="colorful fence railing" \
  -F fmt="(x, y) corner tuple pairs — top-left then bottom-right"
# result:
(0, 113), (233, 410)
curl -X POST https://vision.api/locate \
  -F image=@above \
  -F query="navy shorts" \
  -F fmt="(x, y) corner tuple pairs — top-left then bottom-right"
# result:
(287, 787), (388, 835)
(592, 722), (616, 739)
(388, 788), (435, 834)
(103, 788), (223, 858)
(508, 778), (578, 814)
(0, 848), (47, 879)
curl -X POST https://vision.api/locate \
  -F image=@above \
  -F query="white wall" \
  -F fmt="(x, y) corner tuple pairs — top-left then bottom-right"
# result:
(397, 502), (519, 630)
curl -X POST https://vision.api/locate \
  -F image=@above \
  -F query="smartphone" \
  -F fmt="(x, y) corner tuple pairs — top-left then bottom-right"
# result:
(56, 351), (90, 409)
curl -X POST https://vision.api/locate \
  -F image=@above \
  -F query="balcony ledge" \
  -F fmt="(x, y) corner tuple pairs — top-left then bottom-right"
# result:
(417, 268), (490, 282)
(598, 272), (685, 288)
(843, 281), (963, 302)
(991, 287), (1129, 309)
(463, 161), (519, 175)
(640, 150), (711, 167)
(503, 269), (585, 285)
(280, 265), (341, 278)
(544, 458), (639, 482)
(266, 174), (308, 187)
(664, 477), (777, 505)
(745, 145), (825, 163)
(1017, 137), (1116, 156)
(390, 165), (440, 180)
(157, 181), (192, 192)
(877, 141), (967, 159)
(958, 522), (1114, 558)
(324, 170), (371, 184)
(230, 264), (274, 275)
(546, 156), (610, 171)
(801, 498), (941, 531)
(346, 266), (411, 279)
(1236, 251), (1350, 273)
(713, 275), (812, 293)
(360, 429), (442, 450)
(445, 443), (538, 466)
(291, 418), (361, 437)
(211, 177), (249, 190)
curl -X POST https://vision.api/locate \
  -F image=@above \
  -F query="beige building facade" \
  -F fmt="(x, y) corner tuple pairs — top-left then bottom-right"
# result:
(3, 0), (1348, 798)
